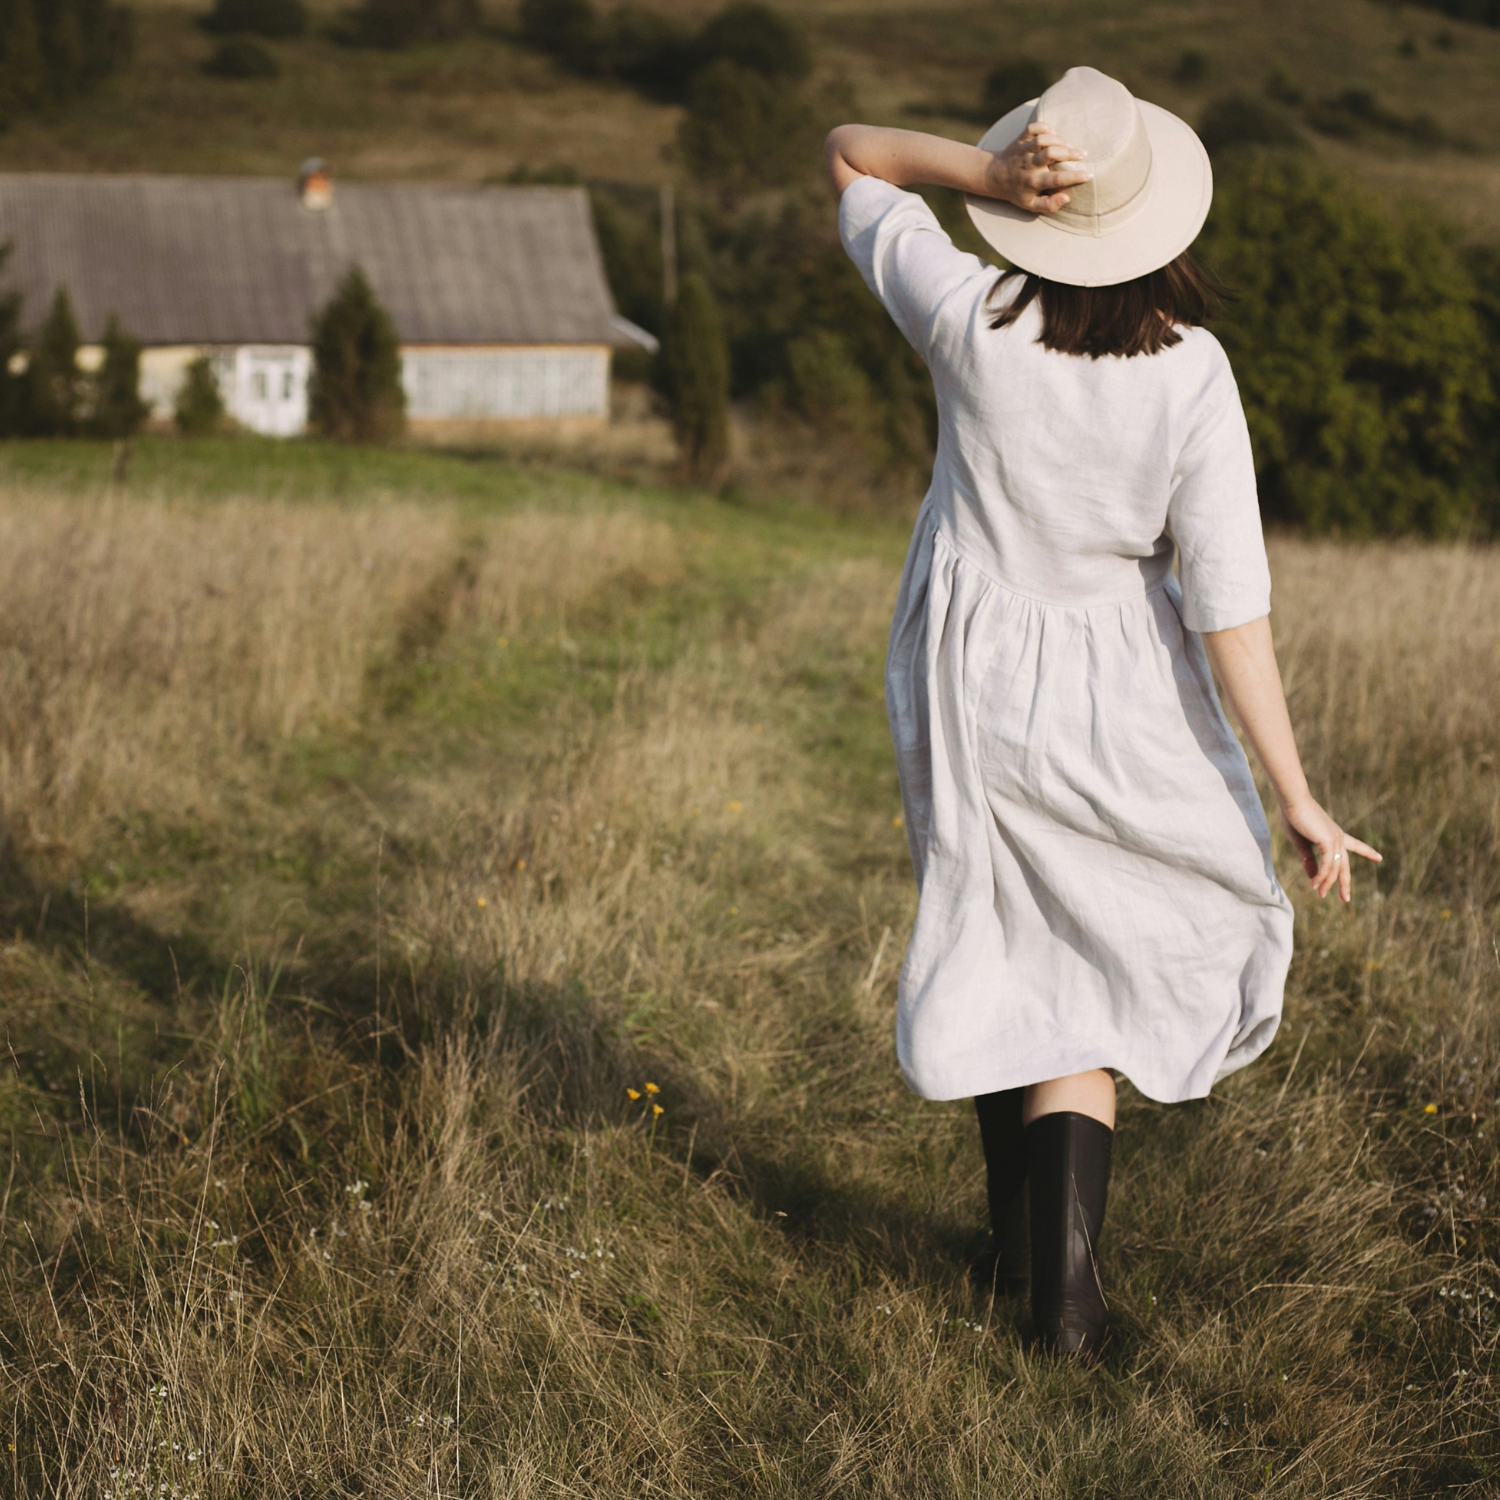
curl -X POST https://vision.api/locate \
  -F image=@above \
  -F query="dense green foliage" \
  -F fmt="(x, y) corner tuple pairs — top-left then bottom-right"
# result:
(307, 267), (407, 443)
(663, 272), (730, 481)
(89, 314), (148, 439)
(521, 0), (808, 103)
(202, 37), (278, 78)
(678, 58), (818, 195)
(981, 58), (1048, 120)
(22, 290), (83, 438)
(0, 0), (132, 127)
(199, 0), (306, 39)
(174, 355), (226, 436)
(1401, 0), (1500, 23)
(1196, 94), (1306, 158)
(337, 0), (478, 48)
(1198, 151), (1495, 534)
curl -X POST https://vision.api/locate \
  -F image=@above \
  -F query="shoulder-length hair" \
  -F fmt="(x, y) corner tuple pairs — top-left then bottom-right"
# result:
(986, 251), (1229, 359)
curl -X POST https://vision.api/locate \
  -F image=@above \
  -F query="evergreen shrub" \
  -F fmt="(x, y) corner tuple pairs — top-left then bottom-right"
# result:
(664, 272), (729, 482)
(981, 58), (1049, 119)
(203, 39), (279, 78)
(307, 267), (407, 443)
(200, 0), (307, 39)
(679, 59), (817, 194)
(89, 314), (148, 439)
(175, 356), (227, 436)
(337, 0), (479, 48)
(24, 290), (83, 438)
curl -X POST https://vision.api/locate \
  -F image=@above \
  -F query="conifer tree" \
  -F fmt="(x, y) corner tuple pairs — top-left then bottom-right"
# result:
(89, 314), (148, 439)
(175, 355), (226, 436)
(25, 288), (83, 437)
(0, 243), (24, 437)
(664, 271), (730, 482)
(307, 267), (407, 443)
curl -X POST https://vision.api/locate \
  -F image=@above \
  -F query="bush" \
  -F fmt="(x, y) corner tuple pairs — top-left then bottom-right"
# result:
(175, 355), (227, 436)
(693, 2), (810, 82)
(200, 0), (307, 39)
(307, 267), (407, 443)
(1403, 0), (1500, 23)
(980, 58), (1049, 120)
(339, 0), (479, 48)
(519, 0), (595, 56)
(1172, 48), (1208, 84)
(664, 273), (729, 482)
(88, 315), (148, 439)
(1198, 152), (1495, 534)
(23, 289), (83, 437)
(202, 39), (279, 78)
(679, 59), (817, 195)
(1197, 94), (1304, 158)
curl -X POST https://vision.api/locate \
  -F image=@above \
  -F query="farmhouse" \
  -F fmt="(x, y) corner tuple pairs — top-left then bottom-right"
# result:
(0, 167), (655, 435)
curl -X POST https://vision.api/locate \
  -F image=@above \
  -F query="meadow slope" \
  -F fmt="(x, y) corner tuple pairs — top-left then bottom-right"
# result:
(0, 441), (1498, 1495)
(9, 0), (1500, 235)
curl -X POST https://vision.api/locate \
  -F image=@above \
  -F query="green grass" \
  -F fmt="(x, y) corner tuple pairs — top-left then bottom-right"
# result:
(1, 439), (1498, 1495)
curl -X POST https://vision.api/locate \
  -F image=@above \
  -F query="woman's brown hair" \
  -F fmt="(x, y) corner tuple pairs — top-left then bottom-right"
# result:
(986, 250), (1228, 359)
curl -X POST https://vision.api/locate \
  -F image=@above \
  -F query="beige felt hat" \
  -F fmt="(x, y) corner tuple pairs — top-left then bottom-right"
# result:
(965, 66), (1212, 288)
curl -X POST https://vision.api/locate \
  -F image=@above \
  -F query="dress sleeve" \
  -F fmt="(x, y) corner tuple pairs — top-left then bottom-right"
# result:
(1166, 340), (1272, 634)
(838, 175), (993, 364)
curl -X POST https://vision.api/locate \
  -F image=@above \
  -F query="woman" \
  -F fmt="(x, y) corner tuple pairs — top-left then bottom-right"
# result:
(826, 67), (1380, 1356)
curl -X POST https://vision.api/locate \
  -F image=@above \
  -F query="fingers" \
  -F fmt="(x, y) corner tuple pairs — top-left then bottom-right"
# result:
(1346, 837), (1382, 864)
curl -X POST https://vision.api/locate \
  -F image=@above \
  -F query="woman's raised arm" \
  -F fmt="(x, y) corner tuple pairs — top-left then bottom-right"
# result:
(1203, 616), (1381, 902)
(824, 121), (1091, 208)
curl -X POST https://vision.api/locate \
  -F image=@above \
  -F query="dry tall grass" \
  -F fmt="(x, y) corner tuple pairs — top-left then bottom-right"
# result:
(1, 466), (1497, 1497)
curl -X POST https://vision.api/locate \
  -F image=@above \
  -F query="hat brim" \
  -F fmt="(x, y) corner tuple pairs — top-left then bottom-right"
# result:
(965, 98), (1212, 287)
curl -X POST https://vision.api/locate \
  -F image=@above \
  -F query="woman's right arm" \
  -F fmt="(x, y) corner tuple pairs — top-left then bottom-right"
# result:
(1203, 616), (1381, 902)
(825, 121), (1091, 204)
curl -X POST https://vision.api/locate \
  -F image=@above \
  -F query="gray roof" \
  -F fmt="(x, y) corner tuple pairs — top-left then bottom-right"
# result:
(0, 173), (644, 348)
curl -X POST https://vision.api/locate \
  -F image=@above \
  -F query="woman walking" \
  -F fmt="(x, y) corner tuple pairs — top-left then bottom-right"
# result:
(826, 67), (1379, 1356)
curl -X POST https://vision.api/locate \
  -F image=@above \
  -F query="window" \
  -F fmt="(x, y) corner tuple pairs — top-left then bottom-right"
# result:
(282, 370), (295, 401)
(252, 371), (268, 400)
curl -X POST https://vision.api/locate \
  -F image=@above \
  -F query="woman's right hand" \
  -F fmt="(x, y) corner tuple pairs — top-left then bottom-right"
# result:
(1279, 794), (1382, 903)
(985, 120), (1092, 214)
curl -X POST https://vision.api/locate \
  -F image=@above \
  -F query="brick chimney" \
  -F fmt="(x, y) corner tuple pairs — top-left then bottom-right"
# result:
(298, 158), (333, 211)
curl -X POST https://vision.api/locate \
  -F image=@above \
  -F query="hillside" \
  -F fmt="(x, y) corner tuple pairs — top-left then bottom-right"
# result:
(4, 0), (1500, 236)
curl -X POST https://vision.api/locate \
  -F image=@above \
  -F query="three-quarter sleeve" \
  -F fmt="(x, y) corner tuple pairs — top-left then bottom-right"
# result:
(838, 176), (992, 364)
(1166, 341), (1272, 634)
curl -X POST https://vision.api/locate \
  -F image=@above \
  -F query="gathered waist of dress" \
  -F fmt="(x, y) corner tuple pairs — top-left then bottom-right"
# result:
(931, 504), (1177, 613)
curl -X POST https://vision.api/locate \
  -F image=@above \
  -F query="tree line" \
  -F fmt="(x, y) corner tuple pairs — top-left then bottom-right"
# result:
(0, 263), (407, 443)
(578, 9), (1500, 535)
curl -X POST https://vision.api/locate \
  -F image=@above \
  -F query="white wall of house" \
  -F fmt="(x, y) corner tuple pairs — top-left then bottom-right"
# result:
(139, 343), (611, 436)
(402, 346), (611, 422)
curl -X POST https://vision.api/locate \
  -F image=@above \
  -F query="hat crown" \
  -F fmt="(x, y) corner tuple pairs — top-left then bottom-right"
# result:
(1034, 66), (1153, 228)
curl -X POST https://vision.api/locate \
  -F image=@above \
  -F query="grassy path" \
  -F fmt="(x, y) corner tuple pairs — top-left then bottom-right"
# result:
(1, 440), (1498, 1495)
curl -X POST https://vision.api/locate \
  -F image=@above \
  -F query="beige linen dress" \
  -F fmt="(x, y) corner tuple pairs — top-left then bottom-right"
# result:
(841, 176), (1294, 1105)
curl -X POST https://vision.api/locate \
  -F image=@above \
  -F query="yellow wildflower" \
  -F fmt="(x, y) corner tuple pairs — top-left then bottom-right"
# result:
(1424, 1103), (1439, 1115)
(651, 1103), (664, 1117)
(726, 800), (743, 813)
(1441, 909), (1453, 920)
(626, 1088), (641, 1101)
(476, 897), (487, 909)
(644, 1082), (660, 1095)
(892, 815), (904, 828)
(516, 858), (527, 871)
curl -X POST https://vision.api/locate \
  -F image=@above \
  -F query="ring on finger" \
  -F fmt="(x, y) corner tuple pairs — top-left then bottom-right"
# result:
(1332, 851), (1343, 863)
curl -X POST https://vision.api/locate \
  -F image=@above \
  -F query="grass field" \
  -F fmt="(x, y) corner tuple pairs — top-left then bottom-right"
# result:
(1, 439), (1498, 1495)
(8, 0), (1500, 236)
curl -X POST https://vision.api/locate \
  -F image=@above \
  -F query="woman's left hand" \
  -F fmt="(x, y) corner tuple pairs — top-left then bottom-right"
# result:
(985, 121), (1091, 214)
